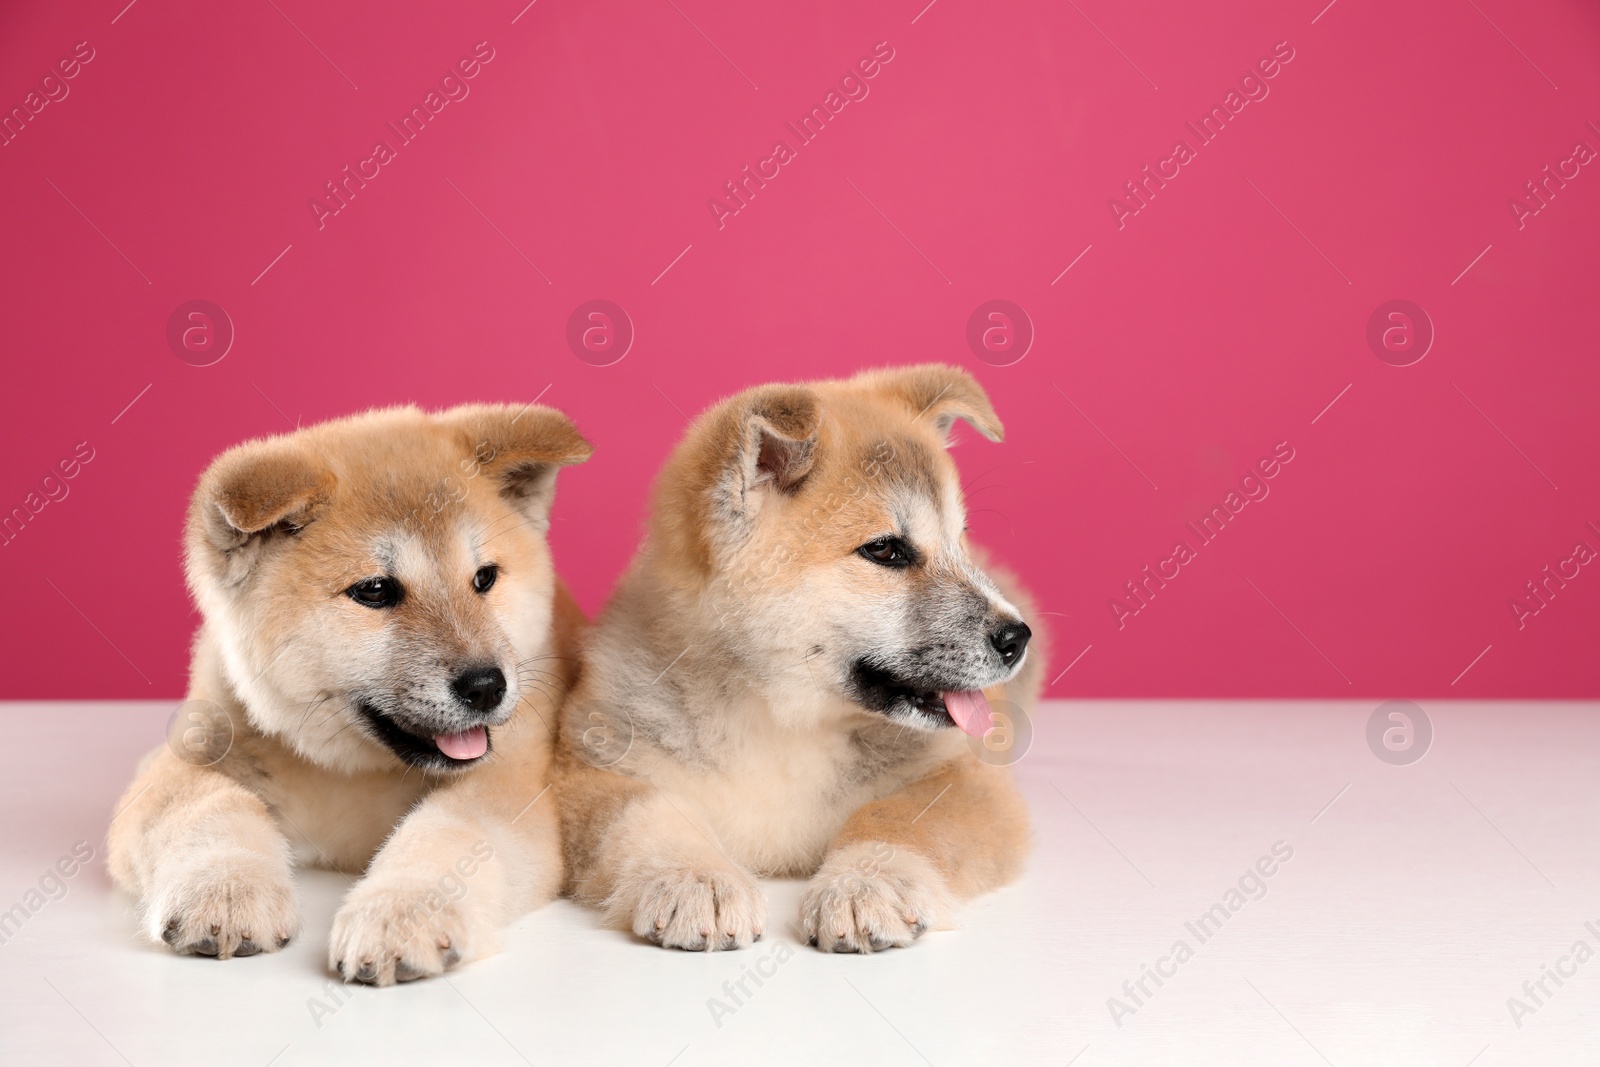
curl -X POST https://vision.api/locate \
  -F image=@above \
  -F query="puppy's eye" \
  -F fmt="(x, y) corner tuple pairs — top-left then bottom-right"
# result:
(858, 537), (912, 568)
(346, 577), (402, 608)
(472, 565), (499, 594)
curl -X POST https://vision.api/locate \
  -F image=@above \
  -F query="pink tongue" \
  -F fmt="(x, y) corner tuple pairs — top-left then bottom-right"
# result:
(943, 690), (995, 737)
(435, 726), (488, 760)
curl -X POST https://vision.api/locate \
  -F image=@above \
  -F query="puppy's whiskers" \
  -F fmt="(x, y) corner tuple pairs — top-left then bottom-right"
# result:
(293, 692), (334, 737)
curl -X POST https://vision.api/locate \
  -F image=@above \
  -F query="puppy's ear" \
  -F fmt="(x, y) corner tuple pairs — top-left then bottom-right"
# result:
(444, 404), (593, 522)
(188, 441), (335, 587)
(655, 384), (822, 571)
(741, 386), (821, 493)
(855, 364), (1004, 443)
(196, 442), (334, 553)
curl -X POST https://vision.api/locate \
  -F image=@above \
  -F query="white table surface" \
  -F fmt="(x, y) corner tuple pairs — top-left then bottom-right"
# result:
(1, 700), (1595, 1066)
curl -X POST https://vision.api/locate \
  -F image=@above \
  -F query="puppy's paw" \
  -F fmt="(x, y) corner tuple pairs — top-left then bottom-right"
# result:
(147, 852), (299, 960)
(328, 880), (476, 986)
(801, 842), (952, 953)
(618, 865), (766, 951)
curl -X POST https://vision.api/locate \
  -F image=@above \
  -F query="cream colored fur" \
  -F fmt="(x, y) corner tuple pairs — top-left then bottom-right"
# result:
(107, 404), (589, 984)
(555, 366), (1043, 953)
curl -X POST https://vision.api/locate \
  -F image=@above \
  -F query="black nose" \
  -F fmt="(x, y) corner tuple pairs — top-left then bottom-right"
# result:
(451, 666), (507, 714)
(989, 622), (1031, 667)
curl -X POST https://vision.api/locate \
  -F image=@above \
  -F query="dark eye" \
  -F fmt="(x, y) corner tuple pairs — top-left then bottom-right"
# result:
(346, 577), (402, 608)
(858, 537), (913, 568)
(472, 565), (499, 594)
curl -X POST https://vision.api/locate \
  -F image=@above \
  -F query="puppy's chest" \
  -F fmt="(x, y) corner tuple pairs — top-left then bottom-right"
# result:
(237, 749), (428, 872)
(656, 707), (933, 875)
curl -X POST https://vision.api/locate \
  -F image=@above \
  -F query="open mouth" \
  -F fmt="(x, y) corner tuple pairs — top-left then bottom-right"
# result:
(356, 702), (491, 769)
(847, 661), (996, 737)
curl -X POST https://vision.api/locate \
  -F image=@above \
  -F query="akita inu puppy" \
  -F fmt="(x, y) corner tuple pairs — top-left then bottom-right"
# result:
(107, 404), (590, 984)
(556, 365), (1042, 952)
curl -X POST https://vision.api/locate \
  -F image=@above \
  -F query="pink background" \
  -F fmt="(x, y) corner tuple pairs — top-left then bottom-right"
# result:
(1, 0), (1597, 699)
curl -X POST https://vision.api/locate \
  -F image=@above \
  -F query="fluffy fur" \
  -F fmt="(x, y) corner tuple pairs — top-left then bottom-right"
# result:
(106, 404), (590, 984)
(554, 365), (1043, 952)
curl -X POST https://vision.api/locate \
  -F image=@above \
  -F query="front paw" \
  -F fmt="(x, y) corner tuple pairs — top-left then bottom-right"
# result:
(148, 852), (299, 959)
(328, 880), (475, 986)
(801, 842), (951, 953)
(620, 865), (766, 951)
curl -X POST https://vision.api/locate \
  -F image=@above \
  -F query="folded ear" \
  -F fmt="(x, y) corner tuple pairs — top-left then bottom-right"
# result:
(196, 441), (334, 553)
(444, 403), (593, 521)
(187, 440), (335, 587)
(854, 364), (1003, 443)
(653, 384), (821, 570)
(735, 385), (822, 496)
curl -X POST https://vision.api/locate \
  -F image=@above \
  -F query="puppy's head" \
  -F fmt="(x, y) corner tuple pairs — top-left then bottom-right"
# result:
(186, 404), (591, 774)
(654, 364), (1030, 734)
